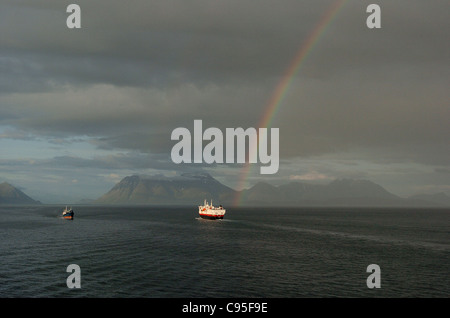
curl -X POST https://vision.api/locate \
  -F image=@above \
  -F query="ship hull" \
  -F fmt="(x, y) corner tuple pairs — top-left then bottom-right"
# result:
(199, 213), (224, 220)
(62, 211), (74, 220)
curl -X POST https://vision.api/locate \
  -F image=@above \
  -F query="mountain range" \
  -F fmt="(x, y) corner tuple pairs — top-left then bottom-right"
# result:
(94, 173), (450, 207)
(1, 175), (449, 207)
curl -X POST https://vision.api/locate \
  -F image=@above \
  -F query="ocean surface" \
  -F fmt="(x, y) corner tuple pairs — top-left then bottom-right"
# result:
(0, 205), (448, 298)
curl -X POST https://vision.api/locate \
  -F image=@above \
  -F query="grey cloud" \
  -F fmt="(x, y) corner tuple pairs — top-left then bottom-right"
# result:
(4, 0), (446, 92)
(435, 168), (450, 174)
(0, 0), (448, 199)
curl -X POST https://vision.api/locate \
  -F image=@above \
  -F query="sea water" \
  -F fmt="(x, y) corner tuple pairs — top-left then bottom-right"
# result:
(0, 206), (448, 297)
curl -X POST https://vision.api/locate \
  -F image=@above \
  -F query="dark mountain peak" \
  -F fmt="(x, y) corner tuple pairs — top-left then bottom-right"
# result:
(0, 182), (41, 205)
(0, 182), (24, 196)
(113, 175), (141, 190)
(326, 178), (398, 200)
(122, 175), (141, 182)
(0, 182), (14, 190)
(250, 181), (277, 190)
(95, 172), (234, 205)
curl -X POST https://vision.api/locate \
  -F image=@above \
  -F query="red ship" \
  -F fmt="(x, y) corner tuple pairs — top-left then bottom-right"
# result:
(198, 199), (226, 220)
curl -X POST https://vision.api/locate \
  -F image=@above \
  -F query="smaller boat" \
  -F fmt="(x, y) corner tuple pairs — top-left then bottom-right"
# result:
(62, 206), (74, 220)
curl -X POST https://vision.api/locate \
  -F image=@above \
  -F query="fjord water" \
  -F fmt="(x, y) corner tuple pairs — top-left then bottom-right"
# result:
(0, 206), (448, 297)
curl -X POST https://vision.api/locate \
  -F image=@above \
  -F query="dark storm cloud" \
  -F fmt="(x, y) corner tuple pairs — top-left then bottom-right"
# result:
(0, 0), (448, 183)
(1, 0), (321, 89)
(2, 1), (447, 87)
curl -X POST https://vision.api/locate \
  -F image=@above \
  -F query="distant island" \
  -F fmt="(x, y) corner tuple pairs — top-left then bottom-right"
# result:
(1, 175), (449, 207)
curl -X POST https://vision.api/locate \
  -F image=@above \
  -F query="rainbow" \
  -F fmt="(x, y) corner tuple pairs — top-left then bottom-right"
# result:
(234, 0), (348, 206)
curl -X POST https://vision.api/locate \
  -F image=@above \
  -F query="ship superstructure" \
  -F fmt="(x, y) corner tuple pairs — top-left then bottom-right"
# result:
(62, 206), (74, 220)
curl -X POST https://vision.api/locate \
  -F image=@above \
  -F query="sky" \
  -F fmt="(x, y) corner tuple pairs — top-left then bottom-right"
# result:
(0, 0), (449, 203)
